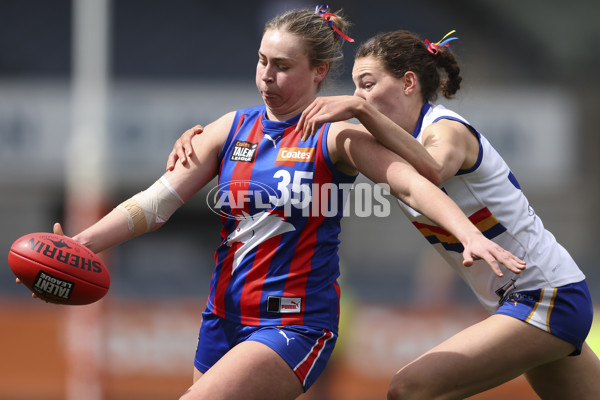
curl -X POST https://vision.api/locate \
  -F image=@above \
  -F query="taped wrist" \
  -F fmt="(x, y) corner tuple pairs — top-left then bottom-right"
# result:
(116, 176), (184, 236)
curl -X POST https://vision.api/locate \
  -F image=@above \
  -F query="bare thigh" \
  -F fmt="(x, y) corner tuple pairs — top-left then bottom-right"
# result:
(180, 340), (303, 400)
(388, 314), (575, 400)
(525, 341), (600, 399)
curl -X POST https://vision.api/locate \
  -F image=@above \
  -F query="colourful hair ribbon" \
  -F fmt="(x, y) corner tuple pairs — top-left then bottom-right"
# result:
(315, 4), (355, 43)
(424, 30), (458, 55)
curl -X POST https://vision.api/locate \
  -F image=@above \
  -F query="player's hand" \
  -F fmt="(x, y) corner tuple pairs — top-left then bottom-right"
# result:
(54, 222), (65, 236)
(15, 276), (44, 300)
(14, 276), (42, 301)
(297, 96), (363, 141)
(461, 236), (526, 277)
(166, 125), (204, 171)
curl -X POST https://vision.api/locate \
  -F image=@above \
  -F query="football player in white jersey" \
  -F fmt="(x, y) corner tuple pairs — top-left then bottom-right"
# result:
(294, 29), (600, 399)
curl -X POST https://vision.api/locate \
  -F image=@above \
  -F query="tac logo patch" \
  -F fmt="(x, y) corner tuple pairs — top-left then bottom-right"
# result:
(32, 270), (74, 304)
(230, 140), (258, 163)
(276, 147), (315, 163)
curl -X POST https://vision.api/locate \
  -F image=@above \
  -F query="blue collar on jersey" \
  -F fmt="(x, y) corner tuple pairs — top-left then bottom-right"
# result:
(411, 102), (431, 138)
(262, 110), (302, 133)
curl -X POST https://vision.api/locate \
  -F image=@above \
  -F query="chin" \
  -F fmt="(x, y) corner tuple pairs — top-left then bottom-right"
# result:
(263, 98), (281, 109)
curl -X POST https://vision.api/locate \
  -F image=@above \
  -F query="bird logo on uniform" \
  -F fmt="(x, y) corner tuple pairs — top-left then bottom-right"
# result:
(278, 329), (296, 346)
(263, 134), (280, 147)
(225, 210), (295, 274)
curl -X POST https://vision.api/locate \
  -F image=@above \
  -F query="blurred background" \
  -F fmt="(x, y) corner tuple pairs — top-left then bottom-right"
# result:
(1, 0), (599, 399)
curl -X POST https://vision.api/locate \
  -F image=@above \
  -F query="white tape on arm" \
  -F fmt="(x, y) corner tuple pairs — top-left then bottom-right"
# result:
(116, 176), (184, 235)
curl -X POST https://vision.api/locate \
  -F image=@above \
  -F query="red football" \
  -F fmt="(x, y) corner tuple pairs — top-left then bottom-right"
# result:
(8, 232), (110, 305)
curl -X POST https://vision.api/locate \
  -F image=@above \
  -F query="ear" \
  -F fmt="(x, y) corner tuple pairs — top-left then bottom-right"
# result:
(403, 71), (418, 95)
(314, 62), (330, 84)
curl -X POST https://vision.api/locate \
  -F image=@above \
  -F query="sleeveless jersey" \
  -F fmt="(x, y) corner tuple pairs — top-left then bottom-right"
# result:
(206, 105), (357, 330)
(397, 103), (585, 312)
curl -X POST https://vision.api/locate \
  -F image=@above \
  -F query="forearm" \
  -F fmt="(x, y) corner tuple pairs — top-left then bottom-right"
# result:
(355, 102), (442, 185)
(73, 174), (185, 253)
(396, 173), (479, 244)
(333, 125), (479, 243)
(72, 208), (137, 254)
(70, 115), (228, 255)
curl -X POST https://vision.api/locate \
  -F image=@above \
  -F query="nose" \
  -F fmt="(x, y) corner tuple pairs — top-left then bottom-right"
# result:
(353, 87), (364, 99)
(260, 63), (275, 83)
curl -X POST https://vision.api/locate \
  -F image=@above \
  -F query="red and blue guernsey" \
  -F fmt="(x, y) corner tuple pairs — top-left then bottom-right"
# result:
(206, 105), (357, 332)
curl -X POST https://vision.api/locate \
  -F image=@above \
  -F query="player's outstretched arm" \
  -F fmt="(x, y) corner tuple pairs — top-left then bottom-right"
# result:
(70, 115), (230, 254)
(328, 123), (526, 276)
(298, 95), (441, 185)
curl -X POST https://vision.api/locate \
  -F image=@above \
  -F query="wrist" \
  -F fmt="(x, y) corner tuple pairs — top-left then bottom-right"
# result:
(455, 226), (482, 247)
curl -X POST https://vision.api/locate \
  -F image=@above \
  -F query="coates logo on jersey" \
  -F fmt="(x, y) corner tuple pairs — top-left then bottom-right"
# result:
(230, 140), (258, 163)
(276, 147), (315, 163)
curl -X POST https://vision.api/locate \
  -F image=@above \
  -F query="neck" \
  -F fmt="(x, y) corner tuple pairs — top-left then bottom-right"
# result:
(399, 100), (427, 134)
(265, 108), (300, 122)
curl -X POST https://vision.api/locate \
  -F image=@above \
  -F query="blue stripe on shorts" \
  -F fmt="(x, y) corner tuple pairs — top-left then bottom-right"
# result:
(494, 280), (593, 355)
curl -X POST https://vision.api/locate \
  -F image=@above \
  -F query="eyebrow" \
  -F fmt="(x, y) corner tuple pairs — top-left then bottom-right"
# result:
(353, 72), (373, 80)
(258, 50), (295, 63)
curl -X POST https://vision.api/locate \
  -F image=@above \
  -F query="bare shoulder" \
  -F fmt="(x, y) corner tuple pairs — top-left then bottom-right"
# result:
(166, 111), (236, 201)
(424, 118), (479, 171)
(423, 118), (473, 143)
(190, 111), (236, 153)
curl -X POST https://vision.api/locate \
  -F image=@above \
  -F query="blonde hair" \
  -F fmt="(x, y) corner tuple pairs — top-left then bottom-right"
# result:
(264, 8), (351, 89)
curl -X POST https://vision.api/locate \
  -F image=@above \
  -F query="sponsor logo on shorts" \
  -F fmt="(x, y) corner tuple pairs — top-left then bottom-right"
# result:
(33, 271), (74, 303)
(278, 329), (296, 346)
(230, 140), (258, 162)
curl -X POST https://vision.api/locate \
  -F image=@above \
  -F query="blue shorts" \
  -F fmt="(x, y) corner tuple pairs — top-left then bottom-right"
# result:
(194, 311), (337, 391)
(494, 280), (593, 355)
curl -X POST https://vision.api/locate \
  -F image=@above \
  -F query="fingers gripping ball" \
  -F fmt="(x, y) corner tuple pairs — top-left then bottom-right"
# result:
(8, 232), (110, 305)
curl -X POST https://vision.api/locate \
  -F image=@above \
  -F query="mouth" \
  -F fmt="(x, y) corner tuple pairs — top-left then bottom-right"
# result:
(261, 92), (279, 104)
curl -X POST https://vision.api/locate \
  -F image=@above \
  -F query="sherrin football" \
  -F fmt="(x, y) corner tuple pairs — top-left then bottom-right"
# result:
(8, 232), (110, 305)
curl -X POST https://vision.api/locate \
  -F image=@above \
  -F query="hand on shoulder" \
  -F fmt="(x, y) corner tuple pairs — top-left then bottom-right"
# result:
(298, 96), (366, 140)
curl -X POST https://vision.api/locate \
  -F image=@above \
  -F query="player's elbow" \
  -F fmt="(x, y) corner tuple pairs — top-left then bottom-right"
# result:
(421, 165), (444, 187)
